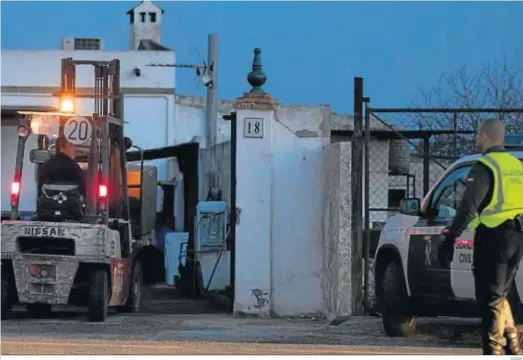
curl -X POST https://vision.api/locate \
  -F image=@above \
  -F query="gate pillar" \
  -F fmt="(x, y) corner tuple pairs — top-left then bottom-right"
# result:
(232, 48), (278, 316)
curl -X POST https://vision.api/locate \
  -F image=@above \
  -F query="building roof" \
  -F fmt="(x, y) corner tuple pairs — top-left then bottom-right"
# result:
(137, 39), (171, 51)
(127, 1), (165, 15)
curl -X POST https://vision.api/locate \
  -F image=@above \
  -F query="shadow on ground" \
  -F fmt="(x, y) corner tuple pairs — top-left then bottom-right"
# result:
(7, 285), (224, 321)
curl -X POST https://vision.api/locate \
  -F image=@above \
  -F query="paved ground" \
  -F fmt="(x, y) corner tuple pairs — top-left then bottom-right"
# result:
(1, 289), (485, 355)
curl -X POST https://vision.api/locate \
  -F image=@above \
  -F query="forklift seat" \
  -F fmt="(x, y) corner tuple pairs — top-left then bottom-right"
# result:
(37, 182), (84, 222)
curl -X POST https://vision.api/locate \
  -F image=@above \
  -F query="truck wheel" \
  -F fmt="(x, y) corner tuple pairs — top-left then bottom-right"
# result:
(380, 260), (416, 337)
(1, 266), (13, 320)
(88, 269), (109, 322)
(26, 304), (52, 318)
(123, 261), (144, 313)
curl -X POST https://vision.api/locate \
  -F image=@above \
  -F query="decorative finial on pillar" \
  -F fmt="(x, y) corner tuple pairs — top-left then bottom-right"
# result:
(247, 48), (267, 94)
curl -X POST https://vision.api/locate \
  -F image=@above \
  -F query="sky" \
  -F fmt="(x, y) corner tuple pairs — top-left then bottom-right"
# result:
(1, 0), (523, 114)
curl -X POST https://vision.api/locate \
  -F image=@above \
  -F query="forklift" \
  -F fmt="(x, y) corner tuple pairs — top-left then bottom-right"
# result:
(1, 58), (159, 321)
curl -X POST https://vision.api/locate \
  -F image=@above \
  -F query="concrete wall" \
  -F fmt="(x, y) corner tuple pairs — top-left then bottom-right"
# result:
(322, 141), (353, 320)
(269, 106), (330, 317)
(177, 93), (396, 317)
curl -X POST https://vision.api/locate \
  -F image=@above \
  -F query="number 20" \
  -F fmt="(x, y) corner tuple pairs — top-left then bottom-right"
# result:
(68, 120), (89, 141)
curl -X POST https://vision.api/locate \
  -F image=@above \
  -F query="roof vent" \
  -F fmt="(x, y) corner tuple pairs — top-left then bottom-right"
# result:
(61, 37), (103, 51)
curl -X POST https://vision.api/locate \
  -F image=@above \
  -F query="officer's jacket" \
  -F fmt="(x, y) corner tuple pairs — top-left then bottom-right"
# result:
(448, 146), (523, 237)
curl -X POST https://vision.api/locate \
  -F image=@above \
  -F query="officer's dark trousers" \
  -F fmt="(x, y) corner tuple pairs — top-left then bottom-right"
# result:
(473, 223), (523, 354)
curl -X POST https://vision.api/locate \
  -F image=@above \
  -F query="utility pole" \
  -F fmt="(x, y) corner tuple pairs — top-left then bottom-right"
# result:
(206, 33), (218, 147)
(146, 33), (218, 147)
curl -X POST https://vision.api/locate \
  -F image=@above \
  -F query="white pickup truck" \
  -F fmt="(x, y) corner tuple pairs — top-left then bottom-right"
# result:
(374, 142), (523, 337)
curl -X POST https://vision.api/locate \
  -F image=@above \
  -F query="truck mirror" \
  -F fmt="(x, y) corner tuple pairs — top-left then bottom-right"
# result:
(399, 198), (421, 216)
(29, 149), (51, 164)
(124, 137), (133, 150)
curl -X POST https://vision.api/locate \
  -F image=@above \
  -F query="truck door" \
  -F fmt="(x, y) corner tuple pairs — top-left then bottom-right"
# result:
(407, 164), (473, 299)
(407, 222), (453, 298)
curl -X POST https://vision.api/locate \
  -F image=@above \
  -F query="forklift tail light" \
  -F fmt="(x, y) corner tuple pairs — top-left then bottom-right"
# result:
(17, 125), (30, 138)
(11, 181), (20, 206)
(99, 184), (108, 199)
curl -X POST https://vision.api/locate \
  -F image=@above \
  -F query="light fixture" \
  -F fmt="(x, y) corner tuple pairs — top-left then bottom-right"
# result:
(59, 95), (75, 113)
(200, 73), (213, 88)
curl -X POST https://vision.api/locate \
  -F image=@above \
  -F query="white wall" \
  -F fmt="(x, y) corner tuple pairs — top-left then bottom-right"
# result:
(174, 95), (234, 146)
(270, 120), (326, 316)
(176, 94), (398, 317)
(1, 50), (175, 90)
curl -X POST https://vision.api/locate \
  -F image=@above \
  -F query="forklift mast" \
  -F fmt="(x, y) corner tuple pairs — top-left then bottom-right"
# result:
(9, 58), (130, 224)
(59, 58), (130, 224)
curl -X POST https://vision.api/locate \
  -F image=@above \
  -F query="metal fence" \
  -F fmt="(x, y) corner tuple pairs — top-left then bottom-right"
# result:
(359, 101), (523, 312)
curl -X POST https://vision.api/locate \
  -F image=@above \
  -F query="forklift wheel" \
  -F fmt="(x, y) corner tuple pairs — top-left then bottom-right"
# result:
(88, 269), (109, 322)
(122, 261), (144, 313)
(26, 304), (52, 318)
(1, 266), (13, 320)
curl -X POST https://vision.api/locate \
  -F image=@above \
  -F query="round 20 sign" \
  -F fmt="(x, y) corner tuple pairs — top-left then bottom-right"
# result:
(63, 116), (93, 145)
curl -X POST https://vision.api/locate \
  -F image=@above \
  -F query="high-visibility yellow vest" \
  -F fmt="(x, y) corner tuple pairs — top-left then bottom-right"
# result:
(469, 152), (523, 230)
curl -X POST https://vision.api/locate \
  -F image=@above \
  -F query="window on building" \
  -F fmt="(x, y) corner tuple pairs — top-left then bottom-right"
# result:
(140, 12), (146, 22)
(149, 12), (157, 22)
(74, 38), (101, 51)
(388, 189), (406, 209)
(130, 12), (134, 24)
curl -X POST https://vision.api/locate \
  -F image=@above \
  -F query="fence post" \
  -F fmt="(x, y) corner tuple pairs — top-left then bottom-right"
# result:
(351, 77), (364, 315)
(363, 99), (371, 314)
(452, 112), (458, 159)
(423, 136), (430, 196)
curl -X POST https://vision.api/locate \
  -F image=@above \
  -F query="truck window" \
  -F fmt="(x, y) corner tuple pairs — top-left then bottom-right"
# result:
(430, 165), (472, 220)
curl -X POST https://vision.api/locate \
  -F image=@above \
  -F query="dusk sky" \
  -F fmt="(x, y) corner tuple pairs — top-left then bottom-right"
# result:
(2, 1), (522, 114)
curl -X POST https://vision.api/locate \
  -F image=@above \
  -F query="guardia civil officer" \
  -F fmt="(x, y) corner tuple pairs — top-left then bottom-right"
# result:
(438, 118), (523, 355)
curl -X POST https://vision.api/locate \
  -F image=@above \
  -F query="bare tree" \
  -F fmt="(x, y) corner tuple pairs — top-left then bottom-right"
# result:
(416, 57), (523, 158)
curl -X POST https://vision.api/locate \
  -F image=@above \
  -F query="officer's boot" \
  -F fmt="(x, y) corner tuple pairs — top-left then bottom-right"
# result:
(483, 345), (503, 355)
(504, 330), (522, 355)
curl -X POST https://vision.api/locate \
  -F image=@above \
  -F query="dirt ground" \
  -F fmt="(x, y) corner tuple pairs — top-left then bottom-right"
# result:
(1, 294), (486, 355)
